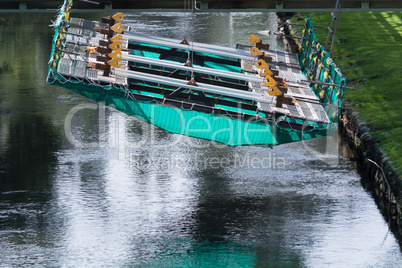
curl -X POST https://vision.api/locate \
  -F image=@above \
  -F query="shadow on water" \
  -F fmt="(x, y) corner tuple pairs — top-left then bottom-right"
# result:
(179, 145), (303, 267)
(190, 177), (304, 266)
(0, 113), (62, 252)
(0, 113), (60, 188)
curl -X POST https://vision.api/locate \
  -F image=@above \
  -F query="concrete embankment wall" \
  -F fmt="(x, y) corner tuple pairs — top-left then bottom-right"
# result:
(277, 13), (402, 235)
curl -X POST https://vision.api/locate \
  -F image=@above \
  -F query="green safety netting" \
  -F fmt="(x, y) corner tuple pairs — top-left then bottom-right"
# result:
(46, 0), (72, 77)
(47, 74), (334, 147)
(298, 15), (347, 123)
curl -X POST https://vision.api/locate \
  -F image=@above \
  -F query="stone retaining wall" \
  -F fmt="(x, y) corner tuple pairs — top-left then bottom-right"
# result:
(339, 110), (402, 234)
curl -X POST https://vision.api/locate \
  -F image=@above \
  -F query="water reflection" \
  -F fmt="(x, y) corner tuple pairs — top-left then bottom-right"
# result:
(0, 113), (59, 184)
(0, 11), (401, 267)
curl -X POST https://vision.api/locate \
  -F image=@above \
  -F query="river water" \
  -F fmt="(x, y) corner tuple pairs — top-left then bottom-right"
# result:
(0, 12), (401, 267)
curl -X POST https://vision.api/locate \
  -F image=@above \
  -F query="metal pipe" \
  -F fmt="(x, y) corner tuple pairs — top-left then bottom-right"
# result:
(309, 80), (355, 90)
(329, 3), (342, 57)
(272, 32), (302, 39)
(123, 32), (244, 54)
(122, 31), (255, 61)
(278, 21), (324, 28)
(121, 53), (263, 83)
(293, 96), (351, 110)
(115, 68), (273, 104)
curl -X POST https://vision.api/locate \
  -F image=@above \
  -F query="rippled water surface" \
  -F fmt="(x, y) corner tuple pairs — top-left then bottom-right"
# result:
(0, 12), (401, 267)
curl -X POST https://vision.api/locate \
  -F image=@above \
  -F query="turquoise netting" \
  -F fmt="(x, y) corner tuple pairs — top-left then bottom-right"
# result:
(298, 15), (347, 123)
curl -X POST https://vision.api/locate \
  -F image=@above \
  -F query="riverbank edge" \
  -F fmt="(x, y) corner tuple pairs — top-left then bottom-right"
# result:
(276, 13), (402, 235)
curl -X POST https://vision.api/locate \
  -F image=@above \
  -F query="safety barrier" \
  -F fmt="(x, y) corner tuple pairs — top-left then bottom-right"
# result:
(299, 15), (347, 123)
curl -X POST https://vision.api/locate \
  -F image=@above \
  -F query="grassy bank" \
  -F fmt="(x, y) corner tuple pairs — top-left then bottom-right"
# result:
(291, 12), (402, 174)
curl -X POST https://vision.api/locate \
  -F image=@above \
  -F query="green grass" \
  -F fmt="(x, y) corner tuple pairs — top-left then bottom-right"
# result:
(291, 12), (402, 174)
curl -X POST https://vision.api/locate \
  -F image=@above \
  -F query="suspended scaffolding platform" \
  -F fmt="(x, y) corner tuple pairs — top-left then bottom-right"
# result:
(47, 0), (348, 147)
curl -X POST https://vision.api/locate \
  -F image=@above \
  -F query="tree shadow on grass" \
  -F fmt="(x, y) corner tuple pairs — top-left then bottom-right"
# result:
(371, 12), (402, 43)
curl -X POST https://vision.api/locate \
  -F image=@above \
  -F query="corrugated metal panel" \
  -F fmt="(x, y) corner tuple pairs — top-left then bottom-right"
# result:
(75, 60), (87, 69)
(57, 63), (72, 75)
(83, 20), (93, 31)
(286, 103), (300, 117)
(57, 57), (73, 75)
(70, 18), (82, 26)
(73, 68), (86, 77)
(315, 106), (329, 123)
(299, 101), (313, 120)
(87, 69), (98, 79)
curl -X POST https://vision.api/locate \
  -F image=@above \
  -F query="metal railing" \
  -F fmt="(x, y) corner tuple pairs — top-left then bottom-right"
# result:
(1, 0), (402, 12)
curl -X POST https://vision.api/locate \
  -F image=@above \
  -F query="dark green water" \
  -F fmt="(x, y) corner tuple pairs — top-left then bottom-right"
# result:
(0, 12), (401, 267)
